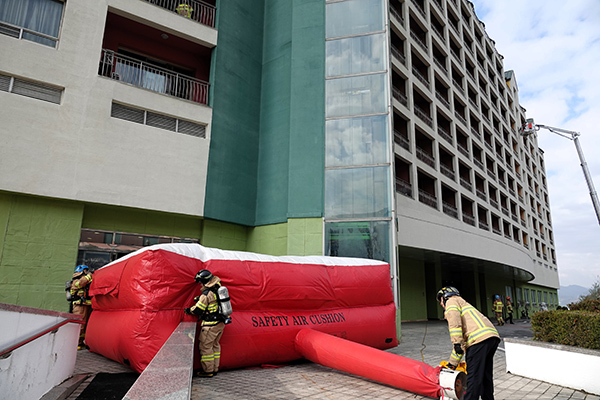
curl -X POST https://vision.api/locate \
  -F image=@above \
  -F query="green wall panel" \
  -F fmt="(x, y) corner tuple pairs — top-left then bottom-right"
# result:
(0, 193), (83, 311)
(399, 258), (428, 321)
(81, 204), (202, 238)
(247, 217), (323, 256)
(201, 219), (248, 251)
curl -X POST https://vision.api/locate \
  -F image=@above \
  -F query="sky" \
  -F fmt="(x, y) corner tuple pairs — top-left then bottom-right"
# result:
(469, 0), (600, 289)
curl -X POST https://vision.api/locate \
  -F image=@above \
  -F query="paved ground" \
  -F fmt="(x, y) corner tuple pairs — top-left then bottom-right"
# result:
(68, 320), (599, 400)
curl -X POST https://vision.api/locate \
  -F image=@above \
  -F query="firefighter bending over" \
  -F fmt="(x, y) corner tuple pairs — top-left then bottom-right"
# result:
(438, 286), (501, 400)
(185, 269), (227, 378)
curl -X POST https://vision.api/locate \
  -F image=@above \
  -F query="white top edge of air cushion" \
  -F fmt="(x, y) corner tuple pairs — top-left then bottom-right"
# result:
(97, 243), (388, 271)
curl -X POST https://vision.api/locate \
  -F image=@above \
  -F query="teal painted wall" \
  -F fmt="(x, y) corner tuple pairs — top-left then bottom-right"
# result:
(204, 0), (264, 226)
(205, 0), (325, 227)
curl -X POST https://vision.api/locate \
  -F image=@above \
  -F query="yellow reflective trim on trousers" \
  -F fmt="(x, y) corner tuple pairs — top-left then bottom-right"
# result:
(201, 354), (215, 361)
(461, 306), (485, 328)
(466, 327), (498, 344)
(214, 352), (221, 359)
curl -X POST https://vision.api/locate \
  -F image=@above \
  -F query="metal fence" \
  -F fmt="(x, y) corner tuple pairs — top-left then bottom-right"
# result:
(141, 0), (216, 27)
(99, 49), (209, 105)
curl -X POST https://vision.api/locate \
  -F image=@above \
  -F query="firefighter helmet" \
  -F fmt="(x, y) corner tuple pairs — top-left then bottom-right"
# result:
(436, 286), (460, 302)
(195, 269), (213, 284)
(74, 265), (88, 273)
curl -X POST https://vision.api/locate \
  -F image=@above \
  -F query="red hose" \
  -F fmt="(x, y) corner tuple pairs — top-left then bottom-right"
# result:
(295, 328), (442, 398)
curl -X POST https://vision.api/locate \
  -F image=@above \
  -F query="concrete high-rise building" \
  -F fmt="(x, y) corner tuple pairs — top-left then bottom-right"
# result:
(0, 0), (558, 322)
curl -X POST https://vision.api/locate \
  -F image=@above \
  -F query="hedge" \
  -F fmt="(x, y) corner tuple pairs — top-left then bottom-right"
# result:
(531, 310), (600, 350)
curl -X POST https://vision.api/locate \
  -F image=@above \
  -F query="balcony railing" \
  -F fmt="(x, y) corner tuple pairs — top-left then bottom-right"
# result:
(414, 107), (433, 127)
(141, 0), (216, 27)
(99, 49), (209, 105)
(440, 164), (455, 180)
(412, 66), (430, 87)
(443, 202), (458, 218)
(436, 91), (450, 109)
(438, 126), (452, 144)
(396, 178), (412, 198)
(392, 87), (408, 107)
(463, 213), (475, 226)
(460, 177), (472, 191)
(410, 31), (428, 52)
(394, 130), (410, 151)
(391, 46), (406, 65)
(417, 147), (435, 168)
(418, 189), (438, 209)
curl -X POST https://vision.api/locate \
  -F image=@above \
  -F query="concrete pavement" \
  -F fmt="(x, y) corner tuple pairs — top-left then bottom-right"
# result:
(67, 320), (599, 400)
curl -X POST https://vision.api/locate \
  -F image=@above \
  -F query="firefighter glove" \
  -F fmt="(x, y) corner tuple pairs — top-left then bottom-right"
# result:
(193, 296), (200, 302)
(184, 307), (192, 315)
(454, 343), (464, 355)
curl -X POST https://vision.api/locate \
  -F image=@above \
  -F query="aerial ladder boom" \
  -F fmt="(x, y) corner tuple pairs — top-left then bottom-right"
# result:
(520, 120), (600, 225)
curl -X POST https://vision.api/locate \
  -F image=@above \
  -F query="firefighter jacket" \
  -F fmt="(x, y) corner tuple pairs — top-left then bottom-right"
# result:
(493, 299), (504, 313)
(444, 296), (499, 366)
(70, 272), (92, 305)
(506, 301), (513, 313)
(190, 276), (222, 326)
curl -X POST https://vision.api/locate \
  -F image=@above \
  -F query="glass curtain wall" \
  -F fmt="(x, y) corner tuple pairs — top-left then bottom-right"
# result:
(324, 0), (397, 304)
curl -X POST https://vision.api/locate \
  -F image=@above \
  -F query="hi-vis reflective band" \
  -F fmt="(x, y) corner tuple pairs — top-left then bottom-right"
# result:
(449, 327), (462, 338)
(201, 354), (215, 361)
(214, 352), (221, 359)
(466, 327), (498, 344)
(461, 306), (485, 328)
(207, 303), (218, 313)
(450, 349), (464, 362)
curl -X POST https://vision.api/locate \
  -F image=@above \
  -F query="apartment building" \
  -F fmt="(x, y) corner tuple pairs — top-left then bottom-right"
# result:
(0, 0), (558, 321)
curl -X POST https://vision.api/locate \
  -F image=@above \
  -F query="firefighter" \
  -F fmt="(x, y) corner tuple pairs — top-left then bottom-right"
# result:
(437, 286), (501, 400)
(493, 295), (504, 326)
(176, 2), (194, 18)
(70, 265), (93, 349)
(505, 296), (514, 324)
(185, 269), (225, 378)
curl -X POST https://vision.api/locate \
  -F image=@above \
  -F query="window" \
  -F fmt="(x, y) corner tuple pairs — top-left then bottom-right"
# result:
(0, 0), (64, 47)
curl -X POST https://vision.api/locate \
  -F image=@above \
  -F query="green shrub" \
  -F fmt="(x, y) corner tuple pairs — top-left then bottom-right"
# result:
(568, 298), (600, 313)
(531, 310), (600, 350)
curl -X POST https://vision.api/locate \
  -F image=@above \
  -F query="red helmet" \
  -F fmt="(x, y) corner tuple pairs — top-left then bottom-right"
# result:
(506, 296), (511, 300)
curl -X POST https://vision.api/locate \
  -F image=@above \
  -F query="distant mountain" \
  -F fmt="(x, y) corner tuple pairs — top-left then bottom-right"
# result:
(558, 285), (589, 306)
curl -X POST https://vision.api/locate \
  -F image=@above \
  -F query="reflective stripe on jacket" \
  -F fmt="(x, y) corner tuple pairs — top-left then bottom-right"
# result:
(445, 296), (499, 365)
(190, 276), (222, 326)
(70, 272), (92, 305)
(493, 300), (503, 312)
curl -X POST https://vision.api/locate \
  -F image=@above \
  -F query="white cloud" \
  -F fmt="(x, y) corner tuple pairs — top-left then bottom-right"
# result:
(471, 0), (600, 288)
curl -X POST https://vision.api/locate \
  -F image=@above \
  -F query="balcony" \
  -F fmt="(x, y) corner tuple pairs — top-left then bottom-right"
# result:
(141, 0), (216, 28)
(438, 126), (452, 144)
(440, 164), (455, 180)
(394, 130), (410, 151)
(463, 213), (476, 226)
(99, 49), (209, 105)
(414, 107), (433, 127)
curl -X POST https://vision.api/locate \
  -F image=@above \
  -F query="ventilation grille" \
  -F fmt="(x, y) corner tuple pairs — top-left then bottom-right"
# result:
(111, 102), (144, 124)
(111, 102), (206, 138)
(0, 72), (62, 104)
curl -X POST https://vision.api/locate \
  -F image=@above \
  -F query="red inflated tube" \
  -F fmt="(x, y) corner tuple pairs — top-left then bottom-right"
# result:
(294, 329), (442, 398)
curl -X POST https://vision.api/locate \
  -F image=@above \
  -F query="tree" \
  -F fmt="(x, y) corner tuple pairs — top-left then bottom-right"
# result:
(579, 276), (600, 301)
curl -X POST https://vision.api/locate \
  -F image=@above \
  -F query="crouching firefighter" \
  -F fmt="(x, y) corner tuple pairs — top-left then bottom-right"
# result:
(185, 269), (232, 378)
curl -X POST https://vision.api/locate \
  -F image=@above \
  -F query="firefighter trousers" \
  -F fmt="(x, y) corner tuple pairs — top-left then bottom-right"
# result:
(199, 322), (225, 373)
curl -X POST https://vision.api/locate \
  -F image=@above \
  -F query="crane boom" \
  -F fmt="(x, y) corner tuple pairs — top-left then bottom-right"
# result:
(521, 121), (600, 225)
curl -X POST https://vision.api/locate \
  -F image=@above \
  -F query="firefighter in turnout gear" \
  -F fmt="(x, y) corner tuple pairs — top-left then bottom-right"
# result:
(505, 297), (514, 324)
(185, 269), (225, 377)
(437, 286), (500, 400)
(493, 295), (504, 326)
(70, 265), (93, 349)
